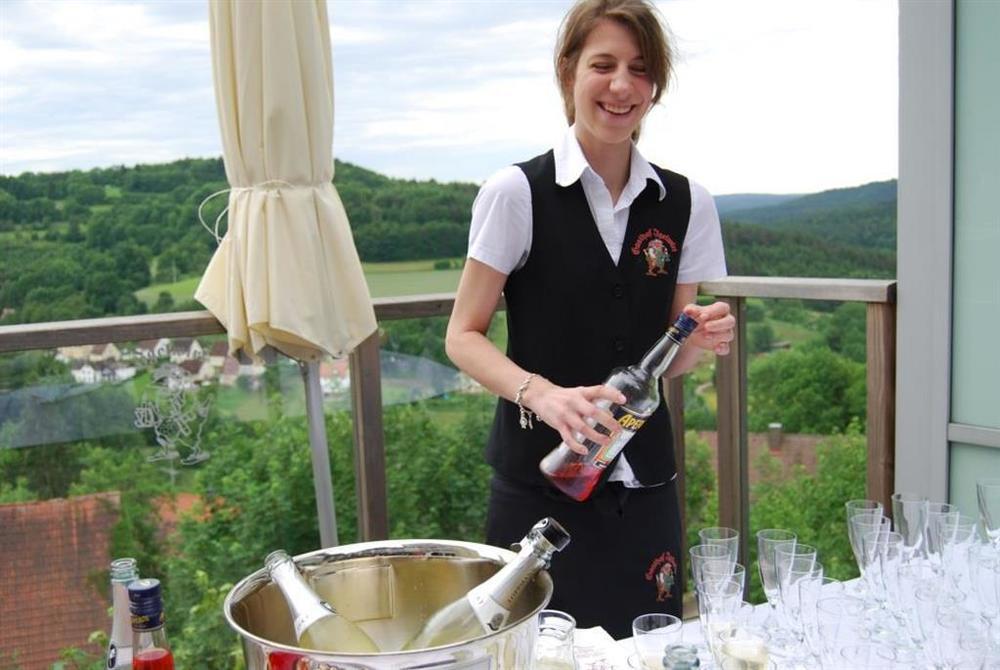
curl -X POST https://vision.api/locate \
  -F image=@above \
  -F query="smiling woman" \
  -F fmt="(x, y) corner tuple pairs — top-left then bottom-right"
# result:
(442, 0), (733, 639)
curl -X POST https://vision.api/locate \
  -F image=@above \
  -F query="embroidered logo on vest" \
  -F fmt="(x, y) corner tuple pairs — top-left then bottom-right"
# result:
(644, 550), (678, 602)
(631, 228), (678, 277)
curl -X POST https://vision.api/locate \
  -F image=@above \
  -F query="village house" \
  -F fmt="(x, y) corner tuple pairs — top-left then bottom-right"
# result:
(169, 338), (204, 363)
(88, 342), (121, 363)
(133, 338), (172, 362)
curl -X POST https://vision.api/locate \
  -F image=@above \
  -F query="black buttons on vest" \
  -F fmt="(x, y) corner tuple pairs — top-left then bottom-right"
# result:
(612, 284), (624, 299)
(613, 337), (626, 352)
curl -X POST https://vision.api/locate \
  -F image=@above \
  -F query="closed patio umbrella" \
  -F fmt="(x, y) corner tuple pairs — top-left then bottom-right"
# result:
(196, 0), (377, 547)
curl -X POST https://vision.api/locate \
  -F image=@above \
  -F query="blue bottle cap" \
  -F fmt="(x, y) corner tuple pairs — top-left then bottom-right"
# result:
(672, 313), (698, 338)
(128, 578), (165, 630)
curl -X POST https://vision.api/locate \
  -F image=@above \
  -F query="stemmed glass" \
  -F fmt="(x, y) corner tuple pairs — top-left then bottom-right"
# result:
(939, 513), (978, 594)
(696, 578), (747, 663)
(815, 595), (866, 668)
(798, 574), (841, 664)
(850, 513), (891, 601)
(979, 478), (1000, 550)
(775, 549), (819, 662)
(891, 492), (928, 564)
(703, 561), (747, 594)
(914, 583), (964, 670)
(925, 502), (959, 569)
(970, 546), (1000, 644)
(700, 527), (740, 563)
(896, 562), (938, 647)
(690, 543), (737, 591)
(755, 529), (796, 654)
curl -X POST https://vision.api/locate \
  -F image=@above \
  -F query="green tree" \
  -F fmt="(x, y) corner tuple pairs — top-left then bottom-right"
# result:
(823, 302), (867, 363)
(748, 343), (865, 433)
(748, 322), (775, 353)
(153, 291), (176, 312)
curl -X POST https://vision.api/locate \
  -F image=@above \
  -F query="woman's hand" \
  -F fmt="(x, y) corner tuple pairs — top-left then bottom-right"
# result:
(523, 377), (626, 455)
(683, 301), (736, 356)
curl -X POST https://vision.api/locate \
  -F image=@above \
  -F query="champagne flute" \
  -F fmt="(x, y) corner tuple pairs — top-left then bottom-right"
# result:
(756, 529), (796, 612)
(970, 546), (1000, 637)
(690, 543), (736, 592)
(798, 573), (840, 663)
(979, 478), (1000, 550)
(896, 562), (938, 646)
(774, 543), (817, 633)
(703, 561), (747, 595)
(776, 555), (820, 664)
(925, 502), (959, 569)
(914, 583), (963, 670)
(850, 514), (890, 601)
(696, 580), (747, 662)
(846, 507), (884, 575)
(844, 498), (884, 563)
(939, 513), (978, 594)
(700, 526), (740, 563)
(815, 595), (866, 668)
(891, 492), (928, 564)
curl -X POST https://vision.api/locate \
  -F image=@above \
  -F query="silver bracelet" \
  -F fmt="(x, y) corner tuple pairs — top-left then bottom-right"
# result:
(514, 373), (537, 430)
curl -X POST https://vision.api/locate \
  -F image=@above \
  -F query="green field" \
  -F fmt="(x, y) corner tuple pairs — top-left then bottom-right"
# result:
(135, 259), (464, 307)
(135, 276), (203, 306)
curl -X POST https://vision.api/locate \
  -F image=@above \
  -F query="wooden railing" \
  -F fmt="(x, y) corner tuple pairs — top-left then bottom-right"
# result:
(0, 277), (896, 562)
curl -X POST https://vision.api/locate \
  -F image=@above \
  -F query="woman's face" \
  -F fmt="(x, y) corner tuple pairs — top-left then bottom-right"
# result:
(571, 18), (654, 151)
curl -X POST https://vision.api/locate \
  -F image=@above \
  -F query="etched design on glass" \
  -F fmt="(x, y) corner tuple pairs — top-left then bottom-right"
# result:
(133, 364), (212, 467)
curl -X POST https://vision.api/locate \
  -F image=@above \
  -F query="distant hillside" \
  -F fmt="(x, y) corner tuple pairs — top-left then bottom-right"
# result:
(721, 180), (897, 252)
(723, 222), (895, 279)
(715, 193), (801, 217)
(0, 159), (895, 326)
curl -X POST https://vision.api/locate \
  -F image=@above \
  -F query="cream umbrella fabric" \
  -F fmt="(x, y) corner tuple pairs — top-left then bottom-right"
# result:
(196, 0), (376, 363)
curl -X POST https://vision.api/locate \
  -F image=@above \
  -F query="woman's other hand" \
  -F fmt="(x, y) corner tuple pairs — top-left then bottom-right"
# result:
(523, 377), (626, 455)
(683, 301), (736, 356)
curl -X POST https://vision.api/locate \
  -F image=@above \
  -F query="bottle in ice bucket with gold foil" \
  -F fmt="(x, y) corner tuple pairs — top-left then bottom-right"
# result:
(265, 550), (380, 653)
(403, 517), (571, 650)
(539, 313), (698, 501)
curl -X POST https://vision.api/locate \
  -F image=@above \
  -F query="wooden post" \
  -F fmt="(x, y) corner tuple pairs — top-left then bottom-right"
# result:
(349, 331), (389, 541)
(715, 297), (749, 574)
(866, 301), (896, 516)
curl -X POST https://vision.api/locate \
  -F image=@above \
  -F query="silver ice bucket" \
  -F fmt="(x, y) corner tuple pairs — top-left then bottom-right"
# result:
(224, 539), (553, 669)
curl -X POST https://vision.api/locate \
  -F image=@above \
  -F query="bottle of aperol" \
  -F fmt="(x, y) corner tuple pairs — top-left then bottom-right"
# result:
(539, 313), (698, 501)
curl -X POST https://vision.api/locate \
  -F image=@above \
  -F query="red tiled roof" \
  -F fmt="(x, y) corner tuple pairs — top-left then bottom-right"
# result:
(0, 492), (121, 669)
(209, 341), (229, 357)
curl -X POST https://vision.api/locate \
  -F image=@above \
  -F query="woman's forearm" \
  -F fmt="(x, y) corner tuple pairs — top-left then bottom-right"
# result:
(445, 328), (531, 402)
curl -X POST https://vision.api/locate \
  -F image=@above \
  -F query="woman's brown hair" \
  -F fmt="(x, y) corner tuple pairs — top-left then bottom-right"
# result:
(555, 0), (672, 140)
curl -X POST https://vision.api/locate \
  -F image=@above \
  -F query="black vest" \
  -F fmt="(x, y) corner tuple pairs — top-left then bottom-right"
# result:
(485, 150), (693, 489)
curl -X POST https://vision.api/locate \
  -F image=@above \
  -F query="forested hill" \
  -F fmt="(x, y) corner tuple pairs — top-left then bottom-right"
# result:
(722, 179), (897, 251)
(1, 157), (894, 325)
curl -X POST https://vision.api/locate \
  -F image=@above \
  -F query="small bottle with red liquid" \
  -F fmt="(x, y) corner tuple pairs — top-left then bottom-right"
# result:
(539, 313), (698, 501)
(128, 578), (175, 670)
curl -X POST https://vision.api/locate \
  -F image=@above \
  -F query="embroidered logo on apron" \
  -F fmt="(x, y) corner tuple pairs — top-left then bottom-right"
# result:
(644, 550), (678, 602)
(631, 228), (679, 277)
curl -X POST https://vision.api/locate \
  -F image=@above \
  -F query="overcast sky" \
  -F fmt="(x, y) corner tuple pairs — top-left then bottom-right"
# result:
(0, 0), (898, 195)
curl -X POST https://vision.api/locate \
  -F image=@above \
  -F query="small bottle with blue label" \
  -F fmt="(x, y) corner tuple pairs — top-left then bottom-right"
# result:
(128, 578), (174, 670)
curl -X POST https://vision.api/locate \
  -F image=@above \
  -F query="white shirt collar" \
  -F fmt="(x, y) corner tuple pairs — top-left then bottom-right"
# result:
(553, 125), (667, 202)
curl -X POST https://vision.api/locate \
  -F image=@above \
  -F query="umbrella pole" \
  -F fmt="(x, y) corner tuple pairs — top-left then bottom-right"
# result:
(300, 359), (338, 547)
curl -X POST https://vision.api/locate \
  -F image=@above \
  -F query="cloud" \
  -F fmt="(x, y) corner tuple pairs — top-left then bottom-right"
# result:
(0, 0), (898, 194)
